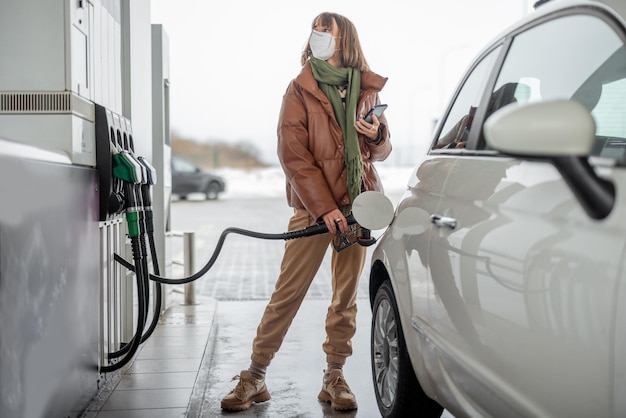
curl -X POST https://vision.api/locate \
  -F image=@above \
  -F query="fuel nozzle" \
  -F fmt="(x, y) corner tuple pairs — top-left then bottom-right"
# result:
(137, 157), (157, 234)
(113, 150), (143, 237)
(137, 157), (157, 186)
(356, 228), (376, 246)
(279, 214), (367, 252)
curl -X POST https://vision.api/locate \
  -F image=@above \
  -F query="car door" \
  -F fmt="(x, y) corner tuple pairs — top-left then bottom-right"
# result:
(384, 42), (504, 411)
(423, 10), (626, 418)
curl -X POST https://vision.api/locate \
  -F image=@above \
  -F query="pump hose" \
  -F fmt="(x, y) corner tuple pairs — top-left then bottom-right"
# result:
(141, 232), (162, 343)
(114, 214), (358, 285)
(101, 236), (148, 373)
(101, 173), (164, 369)
(107, 233), (162, 360)
(139, 185), (163, 344)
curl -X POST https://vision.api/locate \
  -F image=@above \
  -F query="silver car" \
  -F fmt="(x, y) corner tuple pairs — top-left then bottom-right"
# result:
(368, 1), (626, 417)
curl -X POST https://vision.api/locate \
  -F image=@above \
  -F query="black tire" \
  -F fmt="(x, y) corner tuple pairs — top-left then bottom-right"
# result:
(371, 280), (443, 418)
(205, 182), (221, 200)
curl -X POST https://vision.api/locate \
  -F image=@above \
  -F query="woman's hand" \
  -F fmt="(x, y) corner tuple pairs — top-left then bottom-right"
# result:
(355, 114), (380, 140)
(323, 208), (346, 234)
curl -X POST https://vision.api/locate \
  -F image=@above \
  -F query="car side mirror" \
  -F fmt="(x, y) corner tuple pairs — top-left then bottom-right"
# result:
(484, 100), (614, 219)
(484, 100), (595, 156)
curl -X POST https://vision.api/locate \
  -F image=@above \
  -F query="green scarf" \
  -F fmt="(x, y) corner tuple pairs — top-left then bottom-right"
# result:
(309, 57), (363, 205)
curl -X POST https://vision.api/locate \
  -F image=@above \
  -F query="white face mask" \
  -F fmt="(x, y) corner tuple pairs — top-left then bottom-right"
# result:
(309, 30), (336, 61)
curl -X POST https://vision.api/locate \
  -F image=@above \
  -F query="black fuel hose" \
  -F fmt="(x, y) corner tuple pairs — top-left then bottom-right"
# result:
(108, 214), (162, 359)
(138, 183), (163, 343)
(140, 232), (162, 343)
(114, 214), (358, 285)
(102, 183), (157, 368)
(106, 244), (158, 360)
(101, 235), (148, 373)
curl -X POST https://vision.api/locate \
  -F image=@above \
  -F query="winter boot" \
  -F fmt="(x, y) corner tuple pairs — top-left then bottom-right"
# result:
(221, 370), (271, 411)
(317, 368), (358, 411)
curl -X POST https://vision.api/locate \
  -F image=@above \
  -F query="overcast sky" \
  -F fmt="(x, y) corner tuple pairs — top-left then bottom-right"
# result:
(151, 1), (534, 165)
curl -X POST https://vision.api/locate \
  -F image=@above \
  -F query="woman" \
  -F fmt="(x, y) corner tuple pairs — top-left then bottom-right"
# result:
(221, 11), (391, 412)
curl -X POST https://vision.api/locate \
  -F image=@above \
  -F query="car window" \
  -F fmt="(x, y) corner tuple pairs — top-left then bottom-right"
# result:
(434, 47), (500, 150)
(481, 12), (626, 160)
(172, 157), (197, 173)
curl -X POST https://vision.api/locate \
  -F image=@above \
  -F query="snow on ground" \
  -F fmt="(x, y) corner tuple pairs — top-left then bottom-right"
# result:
(215, 166), (415, 199)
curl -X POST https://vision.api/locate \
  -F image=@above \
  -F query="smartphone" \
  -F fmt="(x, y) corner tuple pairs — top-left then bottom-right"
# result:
(364, 104), (388, 123)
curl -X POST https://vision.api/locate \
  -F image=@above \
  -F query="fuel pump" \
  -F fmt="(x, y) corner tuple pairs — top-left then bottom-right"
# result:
(95, 104), (164, 373)
(99, 149), (148, 373)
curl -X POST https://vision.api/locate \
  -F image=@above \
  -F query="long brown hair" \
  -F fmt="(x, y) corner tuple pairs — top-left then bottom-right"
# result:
(300, 12), (370, 71)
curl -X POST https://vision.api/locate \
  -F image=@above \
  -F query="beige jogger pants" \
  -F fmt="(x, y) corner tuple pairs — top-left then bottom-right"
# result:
(250, 208), (367, 367)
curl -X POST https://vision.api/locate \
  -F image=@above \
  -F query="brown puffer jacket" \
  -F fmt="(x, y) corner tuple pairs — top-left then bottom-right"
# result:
(277, 61), (392, 221)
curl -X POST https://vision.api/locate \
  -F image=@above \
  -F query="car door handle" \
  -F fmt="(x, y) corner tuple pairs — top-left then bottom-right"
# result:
(430, 214), (457, 229)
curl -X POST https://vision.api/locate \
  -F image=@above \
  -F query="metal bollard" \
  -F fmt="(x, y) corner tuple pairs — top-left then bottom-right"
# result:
(183, 231), (197, 305)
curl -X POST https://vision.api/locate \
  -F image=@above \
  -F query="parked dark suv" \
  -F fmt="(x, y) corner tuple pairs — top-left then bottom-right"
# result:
(171, 154), (225, 200)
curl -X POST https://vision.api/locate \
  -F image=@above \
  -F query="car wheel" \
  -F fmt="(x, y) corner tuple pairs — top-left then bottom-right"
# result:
(371, 280), (443, 418)
(205, 182), (221, 200)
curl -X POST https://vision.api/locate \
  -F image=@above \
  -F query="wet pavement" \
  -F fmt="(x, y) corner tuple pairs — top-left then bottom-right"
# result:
(87, 192), (454, 417)
(198, 299), (379, 417)
(176, 195), (386, 417)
